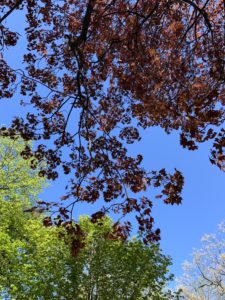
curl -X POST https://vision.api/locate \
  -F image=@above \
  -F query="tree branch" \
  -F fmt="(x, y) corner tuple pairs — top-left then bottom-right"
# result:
(0, 0), (23, 24)
(182, 0), (212, 31)
(181, 0), (213, 43)
(78, 0), (95, 46)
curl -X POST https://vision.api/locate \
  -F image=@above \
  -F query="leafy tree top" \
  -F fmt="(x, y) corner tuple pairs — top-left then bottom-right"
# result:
(0, 202), (173, 299)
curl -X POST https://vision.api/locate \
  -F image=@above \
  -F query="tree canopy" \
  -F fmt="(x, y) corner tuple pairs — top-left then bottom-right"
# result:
(0, 136), (173, 299)
(0, 206), (173, 299)
(0, 0), (225, 241)
(177, 223), (225, 300)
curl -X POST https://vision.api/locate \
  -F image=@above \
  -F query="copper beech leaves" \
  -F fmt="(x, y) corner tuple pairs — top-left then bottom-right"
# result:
(0, 0), (225, 243)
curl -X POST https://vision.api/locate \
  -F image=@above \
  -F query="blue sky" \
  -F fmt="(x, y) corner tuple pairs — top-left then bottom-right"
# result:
(1, 7), (225, 281)
(138, 127), (225, 278)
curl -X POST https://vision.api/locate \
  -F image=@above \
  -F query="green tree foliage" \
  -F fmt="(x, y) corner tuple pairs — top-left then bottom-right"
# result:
(0, 199), (75, 299)
(0, 136), (172, 299)
(0, 137), (74, 298)
(0, 136), (45, 203)
(0, 210), (173, 299)
(67, 216), (173, 300)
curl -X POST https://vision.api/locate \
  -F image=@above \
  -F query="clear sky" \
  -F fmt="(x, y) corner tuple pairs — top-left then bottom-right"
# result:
(1, 7), (225, 282)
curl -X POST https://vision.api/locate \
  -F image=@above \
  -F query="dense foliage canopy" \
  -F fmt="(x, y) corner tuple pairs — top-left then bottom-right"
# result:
(0, 208), (173, 299)
(1, 0), (225, 241)
(0, 136), (173, 299)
